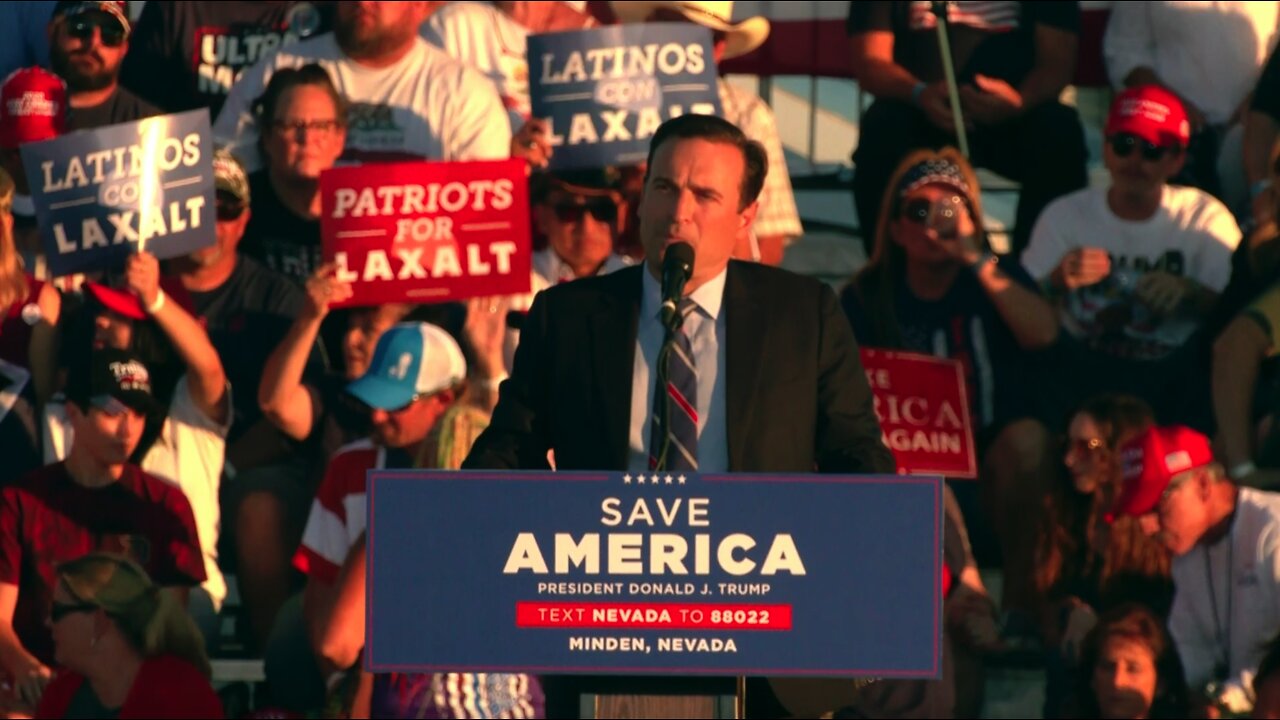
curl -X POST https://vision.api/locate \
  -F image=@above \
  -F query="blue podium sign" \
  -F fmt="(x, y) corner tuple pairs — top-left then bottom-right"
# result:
(20, 109), (215, 277)
(528, 24), (723, 170)
(367, 471), (942, 678)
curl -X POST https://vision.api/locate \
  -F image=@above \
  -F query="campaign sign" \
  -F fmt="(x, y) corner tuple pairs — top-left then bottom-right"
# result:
(529, 24), (723, 169)
(21, 110), (215, 277)
(861, 349), (977, 479)
(367, 471), (942, 677)
(320, 159), (532, 307)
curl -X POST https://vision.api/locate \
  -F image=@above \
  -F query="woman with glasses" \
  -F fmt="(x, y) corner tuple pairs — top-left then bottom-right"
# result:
(36, 553), (221, 719)
(1034, 394), (1172, 717)
(841, 147), (1059, 620)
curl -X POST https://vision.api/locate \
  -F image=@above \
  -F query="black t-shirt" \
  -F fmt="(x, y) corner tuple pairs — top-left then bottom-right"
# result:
(120, 0), (333, 117)
(846, 1), (1080, 89)
(65, 86), (163, 131)
(241, 170), (322, 284)
(841, 259), (1040, 431)
(186, 255), (308, 444)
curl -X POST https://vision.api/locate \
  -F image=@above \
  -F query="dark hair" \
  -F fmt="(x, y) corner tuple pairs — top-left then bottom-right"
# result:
(643, 114), (767, 210)
(1033, 394), (1170, 617)
(252, 64), (347, 150)
(1076, 603), (1189, 719)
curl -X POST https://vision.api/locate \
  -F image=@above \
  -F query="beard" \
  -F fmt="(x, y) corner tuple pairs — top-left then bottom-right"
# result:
(334, 14), (412, 60)
(51, 48), (116, 93)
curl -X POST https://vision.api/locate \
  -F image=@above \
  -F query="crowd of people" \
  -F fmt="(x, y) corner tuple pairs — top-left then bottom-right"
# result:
(0, 0), (1278, 718)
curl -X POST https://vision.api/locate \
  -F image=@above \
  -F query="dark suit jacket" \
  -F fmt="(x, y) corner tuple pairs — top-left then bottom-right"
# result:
(463, 261), (894, 474)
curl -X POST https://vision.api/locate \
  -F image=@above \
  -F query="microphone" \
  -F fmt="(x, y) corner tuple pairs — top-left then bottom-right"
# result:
(659, 242), (695, 329)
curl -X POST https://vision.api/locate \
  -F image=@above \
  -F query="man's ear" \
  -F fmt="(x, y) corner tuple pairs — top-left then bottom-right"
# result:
(738, 200), (759, 232)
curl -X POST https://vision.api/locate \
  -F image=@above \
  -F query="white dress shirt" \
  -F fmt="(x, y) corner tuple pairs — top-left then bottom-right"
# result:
(627, 266), (728, 472)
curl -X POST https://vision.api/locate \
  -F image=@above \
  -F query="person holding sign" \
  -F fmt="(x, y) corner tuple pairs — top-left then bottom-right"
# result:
(44, 255), (230, 643)
(841, 147), (1058, 618)
(611, 0), (802, 266)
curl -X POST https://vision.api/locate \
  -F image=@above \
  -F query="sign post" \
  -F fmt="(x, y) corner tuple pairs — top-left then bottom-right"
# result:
(367, 471), (943, 718)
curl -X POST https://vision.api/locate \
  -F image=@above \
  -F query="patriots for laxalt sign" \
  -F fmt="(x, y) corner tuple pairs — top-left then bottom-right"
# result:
(529, 23), (723, 169)
(21, 110), (215, 277)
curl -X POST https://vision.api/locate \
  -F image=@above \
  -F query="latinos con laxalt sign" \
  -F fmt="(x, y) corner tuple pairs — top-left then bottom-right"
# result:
(21, 110), (215, 277)
(366, 471), (942, 677)
(528, 23), (723, 170)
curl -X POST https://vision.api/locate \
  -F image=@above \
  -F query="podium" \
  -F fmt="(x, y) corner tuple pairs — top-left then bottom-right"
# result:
(364, 470), (943, 720)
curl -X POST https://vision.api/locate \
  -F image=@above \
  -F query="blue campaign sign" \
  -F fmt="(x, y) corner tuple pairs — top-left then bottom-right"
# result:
(20, 110), (215, 277)
(528, 24), (723, 170)
(367, 471), (943, 678)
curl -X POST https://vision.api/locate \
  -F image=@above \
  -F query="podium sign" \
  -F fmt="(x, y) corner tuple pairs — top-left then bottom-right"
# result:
(366, 471), (942, 679)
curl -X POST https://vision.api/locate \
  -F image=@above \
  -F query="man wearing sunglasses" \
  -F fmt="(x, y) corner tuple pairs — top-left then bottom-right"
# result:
(1023, 85), (1241, 425)
(1112, 424), (1280, 715)
(48, 1), (160, 132)
(531, 169), (633, 287)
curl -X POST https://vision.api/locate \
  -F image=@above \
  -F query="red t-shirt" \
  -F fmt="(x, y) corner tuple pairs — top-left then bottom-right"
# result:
(36, 654), (223, 719)
(0, 463), (205, 664)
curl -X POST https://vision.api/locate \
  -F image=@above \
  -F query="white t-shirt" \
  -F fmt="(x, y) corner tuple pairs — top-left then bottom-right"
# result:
(422, 1), (530, 128)
(44, 377), (231, 610)
(1169, 488), (1280, 701)
(1104, 2), (1280, 125)
(1022, 185), (1240, 360)
(214, 33), (513, 172)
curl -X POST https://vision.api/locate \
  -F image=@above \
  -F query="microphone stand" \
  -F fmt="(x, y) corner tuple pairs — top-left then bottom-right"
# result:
(930, 0), (970, 157)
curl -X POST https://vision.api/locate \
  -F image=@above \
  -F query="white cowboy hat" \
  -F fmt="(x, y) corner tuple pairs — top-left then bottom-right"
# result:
(610, 1), (770, 60)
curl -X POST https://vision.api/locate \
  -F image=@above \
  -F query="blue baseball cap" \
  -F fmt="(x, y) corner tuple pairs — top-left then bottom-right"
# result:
(346, 322), (467, 411)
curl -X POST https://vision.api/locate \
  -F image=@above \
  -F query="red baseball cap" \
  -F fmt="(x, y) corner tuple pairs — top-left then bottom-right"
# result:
(0, 67), (68, 150)
(84, 282), (146, 320)
(1111, 425), (1214, 518)
(1105, 84), (1191, 149)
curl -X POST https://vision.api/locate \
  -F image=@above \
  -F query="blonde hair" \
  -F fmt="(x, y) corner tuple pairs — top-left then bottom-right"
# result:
(56, 554), (210, 678)
(0, 166), (25, 311)
(849, 147), (987, 347)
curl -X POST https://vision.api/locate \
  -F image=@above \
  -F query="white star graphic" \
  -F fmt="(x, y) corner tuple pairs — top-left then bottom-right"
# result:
(677, 475), (687, 485)
(637, 475), (646, 485)
(664, 474), (673, 485)
(623, 474), (632, 484)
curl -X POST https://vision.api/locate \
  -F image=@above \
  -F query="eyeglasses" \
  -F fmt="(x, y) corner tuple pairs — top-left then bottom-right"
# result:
(1108, 133), (1177, 162)
(50, 601), (99, 623)
(216, 199), (246, 221)
(553, 201), (617, 224)
(272, 118), (342, 139)
(66, 17), (126, 48)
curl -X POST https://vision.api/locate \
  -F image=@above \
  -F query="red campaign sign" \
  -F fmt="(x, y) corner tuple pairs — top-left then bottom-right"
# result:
(515, 602), (793, 630)
(320, 159), (532, 307)
(860, 349), (977, 479)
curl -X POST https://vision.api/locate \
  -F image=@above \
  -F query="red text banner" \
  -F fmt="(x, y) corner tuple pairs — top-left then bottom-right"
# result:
(515, 602), (793, 630)
(320, 159), (532, 306)
(860, 349), (977, 479)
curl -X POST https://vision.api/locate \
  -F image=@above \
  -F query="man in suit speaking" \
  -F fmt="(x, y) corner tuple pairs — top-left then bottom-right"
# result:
(464, 113), (893, 475)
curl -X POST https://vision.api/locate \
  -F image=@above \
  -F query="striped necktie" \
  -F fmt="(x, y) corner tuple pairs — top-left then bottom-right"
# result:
(649, 298), (699, 471)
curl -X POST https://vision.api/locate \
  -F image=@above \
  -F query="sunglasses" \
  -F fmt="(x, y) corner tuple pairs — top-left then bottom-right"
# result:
(50, 601), (99, 623)
(216, 199), (246, 221)
(272, 118), (342, 139)
(66, 16), (126, 48)
(553, 201), (617, 224)
(1066, 437), (1106, 455)
(899, 195), (963, 237)
(1108, 133), (1177, 162)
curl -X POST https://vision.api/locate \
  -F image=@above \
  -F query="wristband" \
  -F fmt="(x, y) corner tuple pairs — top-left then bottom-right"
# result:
(1252, 179), (1273, 200)
(145, 289), (166, 315)
(1229, 461), (1257, 481)
(910, 81), (927, 107)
